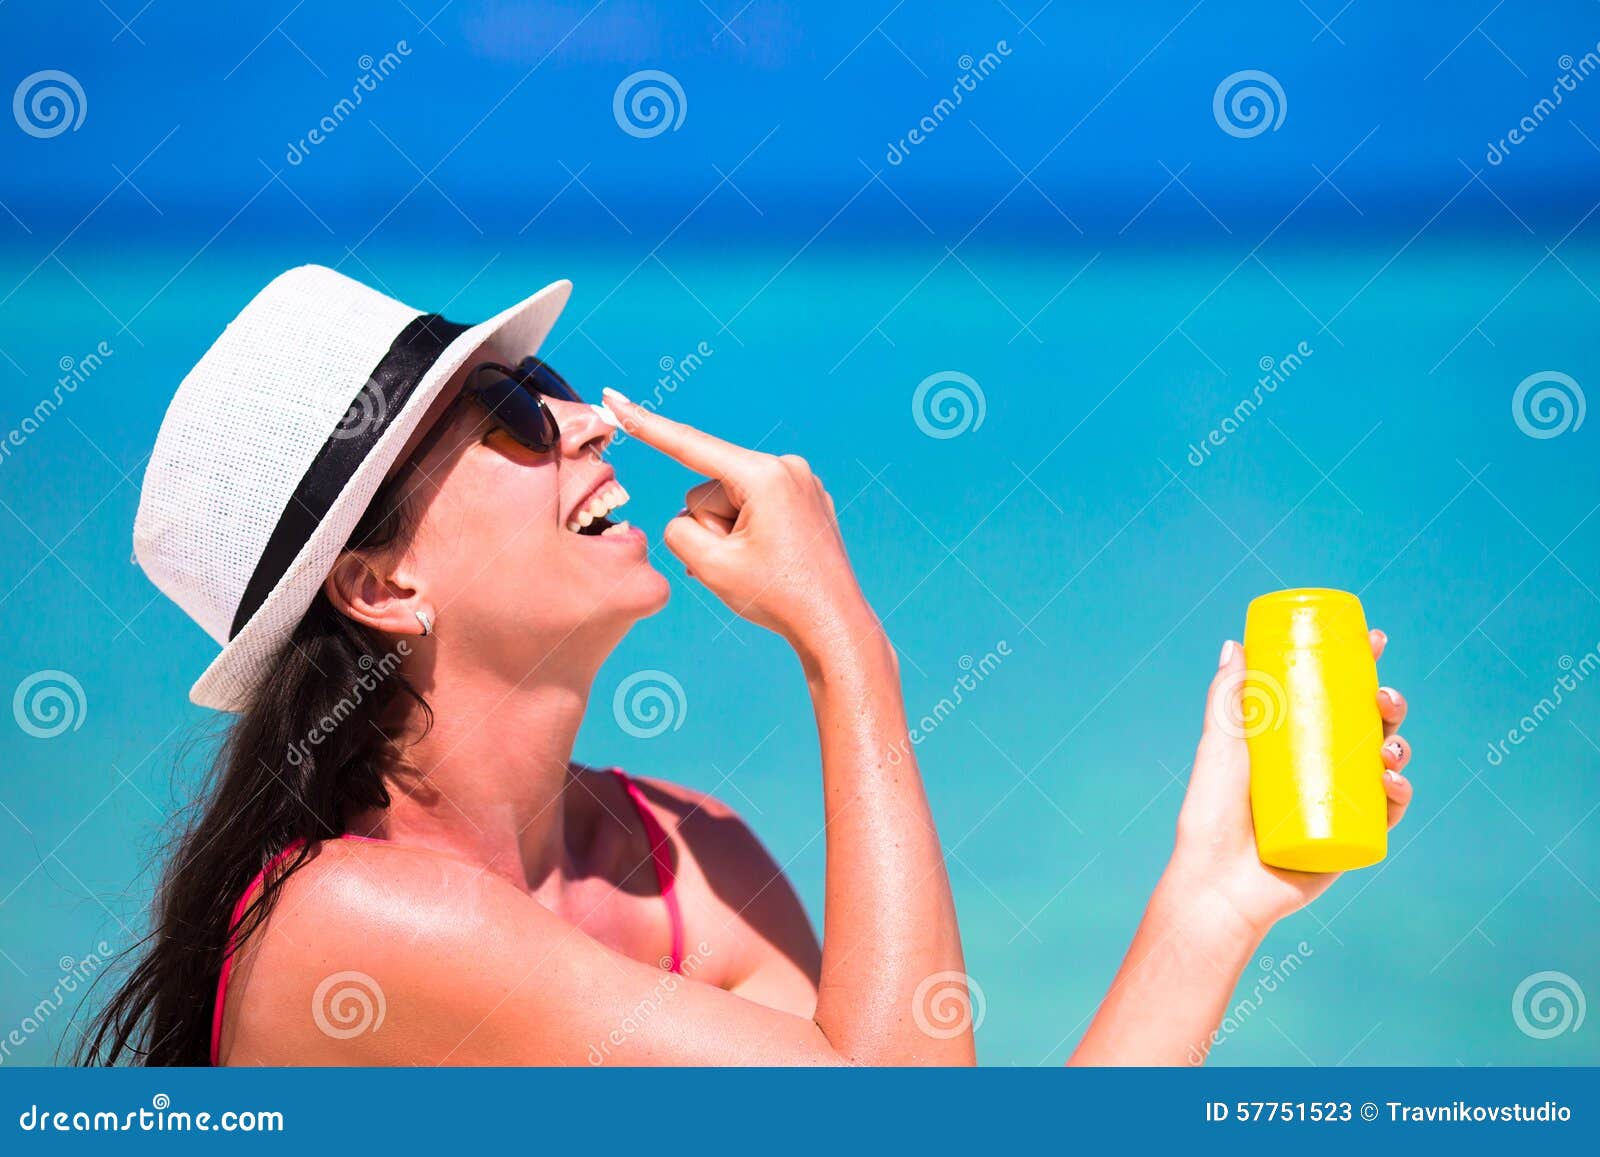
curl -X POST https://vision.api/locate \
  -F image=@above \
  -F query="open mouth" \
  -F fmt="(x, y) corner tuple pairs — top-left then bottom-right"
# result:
(565, 479), (632, 538)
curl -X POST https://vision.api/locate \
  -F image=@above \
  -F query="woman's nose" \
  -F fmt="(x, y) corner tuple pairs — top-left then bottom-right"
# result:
(552, 396), (614, 458)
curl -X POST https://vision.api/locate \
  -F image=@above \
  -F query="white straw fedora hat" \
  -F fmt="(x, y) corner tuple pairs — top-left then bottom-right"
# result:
(133, 264), (572, 712)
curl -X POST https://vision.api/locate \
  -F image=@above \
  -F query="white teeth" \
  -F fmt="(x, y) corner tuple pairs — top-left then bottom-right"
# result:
(599, 520), (630, 537)
(565, 482), (630, 533)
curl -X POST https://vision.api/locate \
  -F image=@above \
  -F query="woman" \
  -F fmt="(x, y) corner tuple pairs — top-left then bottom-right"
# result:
(84, 266), (1415, 1065)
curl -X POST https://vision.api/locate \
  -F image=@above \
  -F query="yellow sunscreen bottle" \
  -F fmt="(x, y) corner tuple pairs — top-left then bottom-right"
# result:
(1243, 588), (1387, 873)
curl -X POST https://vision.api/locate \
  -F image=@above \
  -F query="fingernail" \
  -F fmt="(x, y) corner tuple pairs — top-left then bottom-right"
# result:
(602, 386), (632, 407)
(593, 402), (620, 428)
(675, 507), (688, 518)
(1218, 640), (1236, 667)
(1385, 739), (1406, 761)
(1384, 769), (1401, 785)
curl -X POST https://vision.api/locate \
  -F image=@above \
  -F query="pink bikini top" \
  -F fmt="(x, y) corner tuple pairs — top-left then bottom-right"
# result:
(209, 767), (683, 1066)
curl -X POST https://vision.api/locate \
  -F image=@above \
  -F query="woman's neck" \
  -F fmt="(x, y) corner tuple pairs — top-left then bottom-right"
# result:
(356, 662), (599, 897)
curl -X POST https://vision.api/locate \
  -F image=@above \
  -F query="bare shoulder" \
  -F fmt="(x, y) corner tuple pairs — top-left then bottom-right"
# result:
(223, 839), (561, 1065)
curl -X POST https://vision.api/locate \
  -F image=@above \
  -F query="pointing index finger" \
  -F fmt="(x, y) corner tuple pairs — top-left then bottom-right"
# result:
(602, 387), (754, 482)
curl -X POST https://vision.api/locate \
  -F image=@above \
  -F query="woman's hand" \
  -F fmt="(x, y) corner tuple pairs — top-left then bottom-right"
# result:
(1165, 629), (1414, 936)
(602, 389), (873, 658)
(1071, 630), (1414, 1065)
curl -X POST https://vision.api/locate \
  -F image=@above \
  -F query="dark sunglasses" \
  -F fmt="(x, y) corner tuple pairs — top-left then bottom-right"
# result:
(461, 356), (584, 452)
(376, 357), (585, 502)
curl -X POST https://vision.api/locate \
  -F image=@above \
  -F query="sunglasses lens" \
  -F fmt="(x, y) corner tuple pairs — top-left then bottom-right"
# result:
(520, 358), (582, 404)
(468, 365), (560, 450)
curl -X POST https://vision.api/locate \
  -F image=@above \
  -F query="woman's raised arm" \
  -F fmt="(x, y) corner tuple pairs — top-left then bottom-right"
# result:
(596, 388), (973, 1064)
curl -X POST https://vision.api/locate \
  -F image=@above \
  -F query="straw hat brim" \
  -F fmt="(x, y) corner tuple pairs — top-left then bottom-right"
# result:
(189, 278), (573, 712)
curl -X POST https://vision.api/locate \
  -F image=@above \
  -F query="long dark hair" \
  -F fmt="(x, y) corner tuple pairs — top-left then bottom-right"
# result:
(76, 477), (429, 1065)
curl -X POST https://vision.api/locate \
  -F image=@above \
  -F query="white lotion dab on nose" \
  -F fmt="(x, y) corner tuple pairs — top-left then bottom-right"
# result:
(592, 402), (620, 429)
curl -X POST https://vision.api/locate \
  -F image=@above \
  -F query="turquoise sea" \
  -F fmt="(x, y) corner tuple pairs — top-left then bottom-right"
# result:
(2, 230), (1597, 1065)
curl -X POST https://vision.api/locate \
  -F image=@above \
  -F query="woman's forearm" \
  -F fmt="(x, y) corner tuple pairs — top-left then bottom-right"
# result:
(800, 613), (974, 1064)
(1069, 867), (1266, 1065)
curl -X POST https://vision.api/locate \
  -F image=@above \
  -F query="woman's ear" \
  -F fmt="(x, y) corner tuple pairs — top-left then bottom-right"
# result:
(324, 551), (423, 636)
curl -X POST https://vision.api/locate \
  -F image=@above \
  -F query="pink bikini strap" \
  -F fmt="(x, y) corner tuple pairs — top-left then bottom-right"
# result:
(209, 839), (305, 1066)
(209, 833), (384, 1066)
(610, 768), (685, 974)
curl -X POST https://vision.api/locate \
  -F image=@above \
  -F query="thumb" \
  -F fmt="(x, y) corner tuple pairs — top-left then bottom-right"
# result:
(1191, 639), (1252, 797)
(661, 512), (731, 576)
